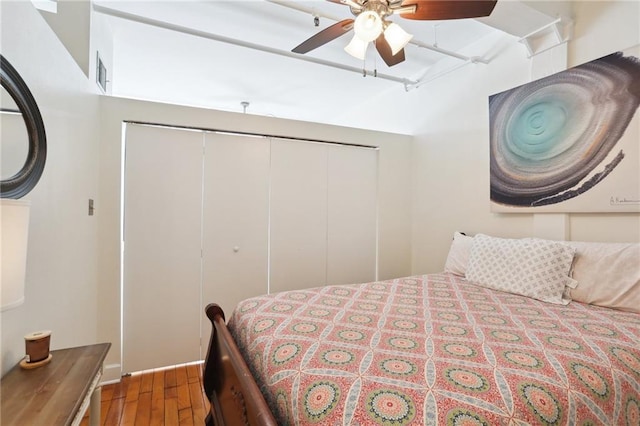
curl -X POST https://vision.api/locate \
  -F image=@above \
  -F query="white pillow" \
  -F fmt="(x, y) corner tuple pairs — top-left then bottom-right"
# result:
(466, 234), (577, 305)
(565, 241), (640, 314)
(444, 232), (473, 276)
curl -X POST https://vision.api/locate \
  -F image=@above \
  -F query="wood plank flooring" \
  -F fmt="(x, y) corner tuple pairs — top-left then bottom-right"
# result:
(81, 362), (209, 426)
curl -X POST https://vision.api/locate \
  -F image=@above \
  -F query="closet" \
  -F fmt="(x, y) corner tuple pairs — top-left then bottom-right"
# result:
(122, 124), (377, 373)
(270, 138), (378, 292)
(200, 132), (270, 341)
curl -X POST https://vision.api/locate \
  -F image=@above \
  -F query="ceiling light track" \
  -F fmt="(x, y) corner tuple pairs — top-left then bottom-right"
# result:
(93, 3), (416, 86)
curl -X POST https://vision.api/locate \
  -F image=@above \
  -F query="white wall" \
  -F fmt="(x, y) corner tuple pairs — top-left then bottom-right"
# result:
(0, 1), (101, 375)
(97, 96), (412, 380)
(410, 0), (640, 274)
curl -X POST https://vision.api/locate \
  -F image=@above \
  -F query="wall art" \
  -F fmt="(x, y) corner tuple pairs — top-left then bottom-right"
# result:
(489, 47), (640, 212)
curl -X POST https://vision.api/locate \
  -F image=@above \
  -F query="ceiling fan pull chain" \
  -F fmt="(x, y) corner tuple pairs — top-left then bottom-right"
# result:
(374, 50), (378, 77)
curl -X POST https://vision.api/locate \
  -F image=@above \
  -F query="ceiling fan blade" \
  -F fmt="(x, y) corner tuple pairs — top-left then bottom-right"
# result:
(375, 35), (406, 67)
(399, 0), (497, 20)
(292, 19), (354, 54)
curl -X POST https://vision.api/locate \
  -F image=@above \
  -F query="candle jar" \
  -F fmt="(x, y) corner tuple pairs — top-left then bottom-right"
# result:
(24, 330), (51, 363)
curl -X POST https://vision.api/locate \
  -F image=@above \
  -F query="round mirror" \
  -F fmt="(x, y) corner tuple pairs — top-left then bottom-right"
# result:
(1, 87), (29, 180)
(0, 55), (47, 199)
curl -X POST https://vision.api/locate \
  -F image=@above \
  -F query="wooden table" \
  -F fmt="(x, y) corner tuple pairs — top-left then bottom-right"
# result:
(1, 343), (111, 426)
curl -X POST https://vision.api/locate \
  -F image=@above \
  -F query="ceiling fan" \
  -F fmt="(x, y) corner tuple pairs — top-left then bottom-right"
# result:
(292, 0), (498, 67)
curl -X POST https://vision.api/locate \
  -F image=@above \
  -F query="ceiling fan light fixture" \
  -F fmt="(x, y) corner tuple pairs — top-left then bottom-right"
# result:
(384, 22), (413, 55)
(344, 34), (368, 60)
(354, 10), (383, 42)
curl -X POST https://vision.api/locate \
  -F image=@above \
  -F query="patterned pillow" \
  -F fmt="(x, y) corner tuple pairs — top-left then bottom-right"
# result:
(466, 234), (577, 305)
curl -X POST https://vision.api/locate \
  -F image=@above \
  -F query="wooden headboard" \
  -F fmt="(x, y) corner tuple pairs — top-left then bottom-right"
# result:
(202, 304), (277, 426)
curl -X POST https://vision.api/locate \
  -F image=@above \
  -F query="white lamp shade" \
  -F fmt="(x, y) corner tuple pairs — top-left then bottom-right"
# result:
(1, 199), (30, 312)
(354, 11), (383, 42)
(344, 34), (368, 60)
(384, 22), (413, 55)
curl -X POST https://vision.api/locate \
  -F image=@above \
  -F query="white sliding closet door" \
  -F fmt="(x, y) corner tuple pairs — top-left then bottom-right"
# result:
(201, 132), (269, 326)
(327, 145), (378, 285)
(270, 139), (328, 292)
(123, 124), (203, 373)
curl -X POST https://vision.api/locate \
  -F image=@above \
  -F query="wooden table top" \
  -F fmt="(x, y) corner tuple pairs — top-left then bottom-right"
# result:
(1, 343), (111, 426)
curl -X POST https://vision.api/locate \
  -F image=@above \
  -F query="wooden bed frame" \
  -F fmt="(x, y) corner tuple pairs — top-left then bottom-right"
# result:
(203, 303), (277, 426)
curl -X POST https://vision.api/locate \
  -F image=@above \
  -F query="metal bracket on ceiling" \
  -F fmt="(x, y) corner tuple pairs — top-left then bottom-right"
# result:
(518, 17), (573, 58)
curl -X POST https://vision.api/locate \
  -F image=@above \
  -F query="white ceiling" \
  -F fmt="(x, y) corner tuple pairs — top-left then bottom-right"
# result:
(92, 1), (564, 130)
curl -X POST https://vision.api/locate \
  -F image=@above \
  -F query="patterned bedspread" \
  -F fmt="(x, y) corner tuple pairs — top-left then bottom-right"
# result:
(228, 273), (640, 425)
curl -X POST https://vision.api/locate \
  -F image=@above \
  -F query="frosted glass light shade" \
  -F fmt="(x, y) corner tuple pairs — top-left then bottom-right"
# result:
(354, 11), (383, 42)
(1, 199), (30, 312)
(344, 34), (368, 60)
(384, 22), (413, 55)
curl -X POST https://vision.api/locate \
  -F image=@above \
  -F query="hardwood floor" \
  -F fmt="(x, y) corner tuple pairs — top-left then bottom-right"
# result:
(81, 362), (209, 426)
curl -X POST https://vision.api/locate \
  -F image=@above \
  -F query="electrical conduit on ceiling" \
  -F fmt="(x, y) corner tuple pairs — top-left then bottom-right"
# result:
(92, 3), (416, 86)
(94, 1), (493, 90)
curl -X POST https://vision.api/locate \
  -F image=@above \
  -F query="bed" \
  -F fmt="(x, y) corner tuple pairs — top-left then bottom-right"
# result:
(202, 234), (640, 425)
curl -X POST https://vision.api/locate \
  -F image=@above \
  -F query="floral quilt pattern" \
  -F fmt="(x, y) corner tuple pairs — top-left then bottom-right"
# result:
(228, 274), (640, 425)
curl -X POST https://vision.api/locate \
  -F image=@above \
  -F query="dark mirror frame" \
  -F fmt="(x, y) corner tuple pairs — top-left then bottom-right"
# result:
(1, 54), (47, 199)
